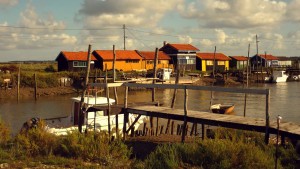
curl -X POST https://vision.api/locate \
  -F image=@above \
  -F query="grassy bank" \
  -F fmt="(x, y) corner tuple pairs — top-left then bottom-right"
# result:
(0, 119), (299, 169)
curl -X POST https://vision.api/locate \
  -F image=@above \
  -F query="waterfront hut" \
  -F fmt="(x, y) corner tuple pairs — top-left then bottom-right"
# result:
(250, 54), (278, 70)
(55, 51), (98, 72)
(92, 50), (143, 71)
(229, 56), (248, 70)
(290, 56), (300, 69)
(159, 43), (199, 71)
(196, 53), (231, 72)
(136, 50), (171, 70)
(276, 56), (292, 68)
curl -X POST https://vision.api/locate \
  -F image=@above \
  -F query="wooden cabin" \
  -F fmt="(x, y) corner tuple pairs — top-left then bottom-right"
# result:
(196, 53), (231, 72)
(250, 54), (278, 70)
(92, 50), (143, 71)
(136, 50), (171, 70)
(277, 56), (292, 68)
(55, 51), (98, 71)
(229, 56), (248, 70)
(159, 43), (199, 71)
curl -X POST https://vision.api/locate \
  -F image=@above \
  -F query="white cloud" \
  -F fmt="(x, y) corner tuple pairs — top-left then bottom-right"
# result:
(19, 3), (66, 33)
(78, 0), (183, 28)
(215, 29), (227, 44)
(178, 0), (287, 29)
(178, 35), (193, 44)
(0, 0), (19, 6)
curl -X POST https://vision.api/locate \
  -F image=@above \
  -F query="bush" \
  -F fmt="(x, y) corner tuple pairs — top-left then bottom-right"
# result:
(0, 119), (10, 146)
(56, 131), (131, 167)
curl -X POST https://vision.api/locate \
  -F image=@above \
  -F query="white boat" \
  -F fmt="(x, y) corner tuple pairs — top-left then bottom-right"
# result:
(271, 71), (288, 83)
(44, 96), (147, 136)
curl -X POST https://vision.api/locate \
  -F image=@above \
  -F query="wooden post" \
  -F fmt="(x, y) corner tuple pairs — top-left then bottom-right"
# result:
(17, 64), (20, 102)
(115, 113), (119, 139)
(202, 124), (206, 140)
(113, 45), (118, 104)
(79, 44), (92, 133)
(265, 89), (270, 144)
(34, 73), (37, 100)
(181, 86), (188, 143)
(105, 65), (111, 139)
(152, 48), (159, 102)
(123, 86), (128, 140)
(244, 44), (250, 117)
(155, 117), (159, 136)
(171, 121), (174, 135)
(166, 68), (180, 134)
(143, 123), (147, 136)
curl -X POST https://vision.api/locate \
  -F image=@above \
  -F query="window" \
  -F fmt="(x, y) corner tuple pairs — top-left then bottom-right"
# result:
(206, 60), (213, 65)
(126, 60), (139, 63)
(178, 57), (195, 65)
(73, 61), (87, 67)
(218, 61), (225, 65)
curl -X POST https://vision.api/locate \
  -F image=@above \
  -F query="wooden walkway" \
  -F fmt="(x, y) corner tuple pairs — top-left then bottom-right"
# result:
(124, 105), (300, 140)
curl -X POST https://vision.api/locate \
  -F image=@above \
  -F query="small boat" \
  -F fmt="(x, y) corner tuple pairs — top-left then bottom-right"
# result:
(210, 104), (235, 114)
(43, 96), (147, 136)
(271, 71), (288, 83)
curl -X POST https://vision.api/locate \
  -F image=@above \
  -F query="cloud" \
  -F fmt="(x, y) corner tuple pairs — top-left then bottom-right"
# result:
(77, 0), (183, 28)
(19, 3), (66, 33)
(178, 0), (287, 29)
(0, 0), (19, 6)
(0, 3), (77, 51)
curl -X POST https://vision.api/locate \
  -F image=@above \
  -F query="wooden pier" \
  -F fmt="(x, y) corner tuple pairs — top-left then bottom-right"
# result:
(89, 82), (300, 144)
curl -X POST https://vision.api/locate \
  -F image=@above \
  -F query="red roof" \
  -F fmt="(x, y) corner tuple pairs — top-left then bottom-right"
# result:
(230, 56), (248, 61)
(258, 54), (278, 60)
(196, 53), (231, 61)
(162, 43), (199, 51)
(93, 50), (142, 60)
(59, 51), (97, 61)
(137, 51), (171, 60)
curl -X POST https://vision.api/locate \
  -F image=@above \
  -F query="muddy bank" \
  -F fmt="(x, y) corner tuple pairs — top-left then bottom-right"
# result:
(0, 86), (78, 99)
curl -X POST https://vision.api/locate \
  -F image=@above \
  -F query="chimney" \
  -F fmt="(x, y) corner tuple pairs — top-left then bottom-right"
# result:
(163, 41), (167, 46)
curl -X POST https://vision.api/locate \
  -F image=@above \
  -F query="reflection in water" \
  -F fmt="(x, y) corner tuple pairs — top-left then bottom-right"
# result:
(0, 82), (299, 135)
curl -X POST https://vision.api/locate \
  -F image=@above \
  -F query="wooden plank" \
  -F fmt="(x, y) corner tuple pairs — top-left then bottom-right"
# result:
(89, 82), (124, 88)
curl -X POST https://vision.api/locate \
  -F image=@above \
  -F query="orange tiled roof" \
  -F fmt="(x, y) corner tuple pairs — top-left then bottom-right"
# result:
(230, 56), (248, 61)
(258, 54), (278, 60)
(162, 43), (199, 51)
(60, 51), (97, 61)
(94, 50), (142, 60)
(137, 51), (171, 60)
(196, 53), (231, 61)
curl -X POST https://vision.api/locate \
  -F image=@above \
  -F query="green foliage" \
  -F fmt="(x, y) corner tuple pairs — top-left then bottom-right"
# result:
(14, 121), (58, 157)
(56, 131), (131, 167)
(0, 119), (10, 146)
(145, 144), (179, 169)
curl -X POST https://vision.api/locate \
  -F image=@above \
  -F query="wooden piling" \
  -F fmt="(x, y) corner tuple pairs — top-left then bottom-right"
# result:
(79, 44), (92, 133)
(171, 121), (174, 135)
(265, 89), (270, 144)
(113, 45), (119, 104)
(181, 86), (188, 143)
(17, 64), (20, 102)
(123, 86), (128, 140)
(34, 73), (37, 100)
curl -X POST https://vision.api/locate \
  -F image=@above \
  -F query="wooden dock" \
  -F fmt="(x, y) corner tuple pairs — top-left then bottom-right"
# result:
(89, 82), (300, 144)
(124, 105), (300, 141)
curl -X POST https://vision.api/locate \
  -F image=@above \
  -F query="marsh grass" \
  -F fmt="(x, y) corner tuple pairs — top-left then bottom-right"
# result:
(142, 128), (299, 169)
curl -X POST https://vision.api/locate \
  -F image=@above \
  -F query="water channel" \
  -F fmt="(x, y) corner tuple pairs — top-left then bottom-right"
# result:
(0, 82), (299, 135)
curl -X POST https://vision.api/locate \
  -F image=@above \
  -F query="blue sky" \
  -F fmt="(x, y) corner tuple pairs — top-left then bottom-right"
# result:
(0, 0), (300, 61)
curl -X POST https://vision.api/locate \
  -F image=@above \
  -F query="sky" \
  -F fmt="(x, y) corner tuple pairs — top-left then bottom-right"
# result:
(0, 0), (300, 61)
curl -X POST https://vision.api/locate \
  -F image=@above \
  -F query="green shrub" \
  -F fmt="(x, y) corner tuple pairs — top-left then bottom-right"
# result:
(14, 120), (58, 157)
(56, 131), (131, 167)
(0, 119), (10, 146)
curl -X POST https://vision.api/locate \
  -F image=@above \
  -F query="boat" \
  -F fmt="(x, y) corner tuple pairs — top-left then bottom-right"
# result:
(43, 96), (147, 136)
(270, 71), (288, 83)
(210, 104), (235, 114)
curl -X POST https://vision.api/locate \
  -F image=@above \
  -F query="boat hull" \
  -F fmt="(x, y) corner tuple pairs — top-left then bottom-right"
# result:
(211, 104), (235, 114)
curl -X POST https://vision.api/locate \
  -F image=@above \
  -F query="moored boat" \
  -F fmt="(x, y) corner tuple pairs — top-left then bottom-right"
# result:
(43, 96), (147, 136)
(271, 71), (288, 83)
(210, 104), (235, 114)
